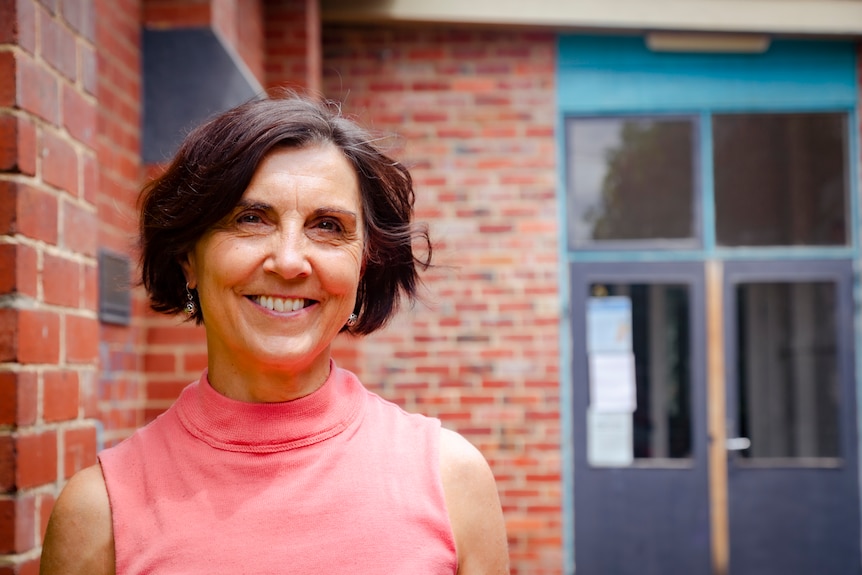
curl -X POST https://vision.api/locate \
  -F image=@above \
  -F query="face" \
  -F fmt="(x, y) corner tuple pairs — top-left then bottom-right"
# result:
(182, 144), (364, 393)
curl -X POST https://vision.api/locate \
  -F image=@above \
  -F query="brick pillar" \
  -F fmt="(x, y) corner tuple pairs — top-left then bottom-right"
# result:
(0, 1), (99, 572)
(264, 0), (315, 91)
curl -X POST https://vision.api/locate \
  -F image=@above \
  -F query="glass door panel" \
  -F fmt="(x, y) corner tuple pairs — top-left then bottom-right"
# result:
(735, 281), (841, 462)
(590, 283), (693, 460)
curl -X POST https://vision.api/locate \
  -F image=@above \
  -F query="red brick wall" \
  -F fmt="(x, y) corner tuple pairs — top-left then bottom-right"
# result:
(141, 317), (208, 422)
(0, 0), (101, 571)
(95, 0), (148, 447)
(318, 24), (563, 574)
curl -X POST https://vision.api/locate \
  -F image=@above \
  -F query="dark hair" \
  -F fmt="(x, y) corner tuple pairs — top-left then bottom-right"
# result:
(138, 93), (431, 335)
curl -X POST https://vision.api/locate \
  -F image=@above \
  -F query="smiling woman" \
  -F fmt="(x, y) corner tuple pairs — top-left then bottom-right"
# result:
(182, 145), (366, 402)
(40, 94), (509, 575)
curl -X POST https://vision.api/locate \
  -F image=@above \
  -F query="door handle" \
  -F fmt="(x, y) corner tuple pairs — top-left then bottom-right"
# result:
(726, 437), (751, 451)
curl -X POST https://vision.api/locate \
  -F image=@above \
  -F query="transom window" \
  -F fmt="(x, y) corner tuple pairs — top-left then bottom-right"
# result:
(713, 112), (848, 247)
(566, 111), (850, 251)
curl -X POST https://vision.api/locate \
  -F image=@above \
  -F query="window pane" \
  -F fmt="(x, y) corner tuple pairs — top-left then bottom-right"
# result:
(736, 282), (841, 459)
(714, 113), (848, 247)
(590, 284), (692, 459)
(567, 118), (696, 248)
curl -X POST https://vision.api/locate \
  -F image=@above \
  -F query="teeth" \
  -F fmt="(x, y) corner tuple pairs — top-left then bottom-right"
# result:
(254, 296), (306, 312)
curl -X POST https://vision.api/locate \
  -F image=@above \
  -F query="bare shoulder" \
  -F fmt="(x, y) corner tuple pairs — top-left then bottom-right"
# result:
(439, 428), (510, 574)
(41, 464), (115, 575)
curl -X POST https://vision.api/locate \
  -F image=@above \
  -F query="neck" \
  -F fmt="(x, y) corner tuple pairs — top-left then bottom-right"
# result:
(205, 351), (333, 403)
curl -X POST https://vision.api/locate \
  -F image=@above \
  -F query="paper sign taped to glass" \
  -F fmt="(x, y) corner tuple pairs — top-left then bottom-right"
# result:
(586, 296), (633, 353)
(587, 353), (636, 465)
(588, 352), (637, 412)
(587, 409), (634, 467)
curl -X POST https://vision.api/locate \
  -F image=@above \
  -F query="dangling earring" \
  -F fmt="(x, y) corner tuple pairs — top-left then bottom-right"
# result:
(346, 313), (358, 327)
(185, 283), (197, 316)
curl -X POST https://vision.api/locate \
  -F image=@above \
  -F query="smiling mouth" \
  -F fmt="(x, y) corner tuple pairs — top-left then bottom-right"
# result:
(250, 295), (313, 312)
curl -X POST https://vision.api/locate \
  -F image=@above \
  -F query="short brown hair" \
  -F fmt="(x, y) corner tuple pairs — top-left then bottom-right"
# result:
(138, 93), (431, 335)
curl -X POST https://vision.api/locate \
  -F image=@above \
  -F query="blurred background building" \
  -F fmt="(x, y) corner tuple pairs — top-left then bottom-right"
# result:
(2, 1), (861, 573)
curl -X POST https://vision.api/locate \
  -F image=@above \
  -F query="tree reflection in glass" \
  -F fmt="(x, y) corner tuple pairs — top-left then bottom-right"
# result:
(567, 117), (696, 249)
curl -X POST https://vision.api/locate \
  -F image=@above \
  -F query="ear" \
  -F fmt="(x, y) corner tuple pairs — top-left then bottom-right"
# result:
(179, 251), (198, 290)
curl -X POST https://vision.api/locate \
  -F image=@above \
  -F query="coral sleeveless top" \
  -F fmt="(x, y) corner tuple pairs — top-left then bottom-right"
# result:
(98, 364), (457, 574)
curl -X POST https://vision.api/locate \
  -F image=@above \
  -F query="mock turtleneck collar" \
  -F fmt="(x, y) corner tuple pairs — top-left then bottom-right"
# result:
(174, 361), (366, 453)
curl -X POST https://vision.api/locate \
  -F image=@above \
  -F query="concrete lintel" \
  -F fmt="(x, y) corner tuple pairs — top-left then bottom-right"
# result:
(321, 0), (862, 37)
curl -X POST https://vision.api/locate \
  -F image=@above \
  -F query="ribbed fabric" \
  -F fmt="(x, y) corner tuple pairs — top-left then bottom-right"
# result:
(98, 363), (457, 575)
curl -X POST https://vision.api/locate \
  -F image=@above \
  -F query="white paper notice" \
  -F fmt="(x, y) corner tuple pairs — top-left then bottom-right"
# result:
(589, 352), (636, 412)
(587, 409), (633, 467)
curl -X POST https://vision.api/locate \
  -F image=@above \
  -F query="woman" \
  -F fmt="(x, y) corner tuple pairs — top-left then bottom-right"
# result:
(41, 94), (509, 574)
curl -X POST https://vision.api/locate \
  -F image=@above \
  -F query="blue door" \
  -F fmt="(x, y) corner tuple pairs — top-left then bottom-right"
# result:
(569, 262), (711, 574)
(723, 261), (860, 574)
(559, 36), (861, 574)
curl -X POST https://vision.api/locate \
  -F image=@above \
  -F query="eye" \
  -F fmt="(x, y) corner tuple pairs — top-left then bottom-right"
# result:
(315, 218), (343, 233)
(236, 212), (263, 225)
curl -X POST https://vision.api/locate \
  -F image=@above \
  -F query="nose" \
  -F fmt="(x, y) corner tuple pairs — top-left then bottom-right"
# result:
(262, 227), (313, 279)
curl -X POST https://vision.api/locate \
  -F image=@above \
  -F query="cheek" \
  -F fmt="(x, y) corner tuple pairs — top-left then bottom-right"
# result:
(323, 251), (364, 296)
(197, 243), (256, 292)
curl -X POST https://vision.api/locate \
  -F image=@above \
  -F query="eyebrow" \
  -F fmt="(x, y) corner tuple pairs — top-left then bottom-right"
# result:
(311, 207), (358, 221)
(233, 200), (358, 221)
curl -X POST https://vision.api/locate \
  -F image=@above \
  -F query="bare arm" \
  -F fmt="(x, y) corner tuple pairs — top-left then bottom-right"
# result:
(440, 428), (509, 574)
(40, 464), (115, 575)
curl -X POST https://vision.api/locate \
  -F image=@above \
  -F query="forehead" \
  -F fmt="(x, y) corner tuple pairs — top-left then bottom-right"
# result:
(243, 144), (361, 209)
